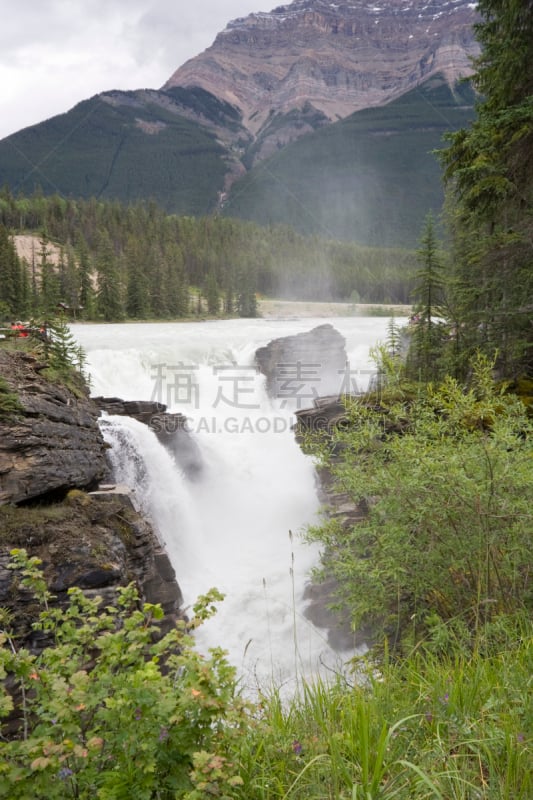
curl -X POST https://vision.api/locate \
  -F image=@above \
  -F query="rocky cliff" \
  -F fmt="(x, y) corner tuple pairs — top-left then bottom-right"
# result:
(0, 349), (184, 650)
(165, 0), (479, 146)
(0, 350), (107, 505)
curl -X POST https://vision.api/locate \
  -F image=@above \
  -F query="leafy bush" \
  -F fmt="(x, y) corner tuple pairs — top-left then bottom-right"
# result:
(306, 355), (533, 653)
(0, 550), (250, 799)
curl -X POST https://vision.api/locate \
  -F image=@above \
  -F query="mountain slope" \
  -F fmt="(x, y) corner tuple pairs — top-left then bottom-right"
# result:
(0, 0), (480, 245)
(223, 75), (477, 246)
(0, 89), (244, 214)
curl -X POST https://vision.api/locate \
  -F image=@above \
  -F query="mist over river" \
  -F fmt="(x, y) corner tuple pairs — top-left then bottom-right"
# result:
(73, 317), (402, 694)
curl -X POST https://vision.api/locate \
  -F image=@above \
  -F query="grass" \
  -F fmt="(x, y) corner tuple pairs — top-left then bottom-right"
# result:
(234, 622), (532, 798)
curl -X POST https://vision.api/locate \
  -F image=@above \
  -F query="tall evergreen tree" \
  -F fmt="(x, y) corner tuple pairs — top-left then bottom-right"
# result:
(440, 0), (533, 378)
(125, 237), (150, 318)
(96, 231), (124, 321)
(38, 232), (60, 315)
(205, 267), (220, 315)
(0, 225), (23, 318)
(406, 214), (447, 383)
(76, 235), (95, 318)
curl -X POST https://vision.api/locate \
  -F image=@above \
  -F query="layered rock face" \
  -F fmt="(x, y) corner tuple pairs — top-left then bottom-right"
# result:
(165, 0), (479, 135)
(0, 491), (184, 651)
(0, 350), (184, 650)
(94, 396), (203, 479)
(0, 350), (107, 505)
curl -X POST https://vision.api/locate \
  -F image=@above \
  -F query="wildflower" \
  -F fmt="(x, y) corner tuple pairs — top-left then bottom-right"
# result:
(292, 740), (303, 755)
(58, 767), (74, 780)
(425, 712), (434, 724)
(134, 707), (142, 720)
(191, 688), (202, 698)
(159, 727), (169, 742)
(517, 732), (525, 743)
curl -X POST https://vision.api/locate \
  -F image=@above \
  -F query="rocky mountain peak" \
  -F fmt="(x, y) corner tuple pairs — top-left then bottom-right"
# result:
(164, 0), (479, 134)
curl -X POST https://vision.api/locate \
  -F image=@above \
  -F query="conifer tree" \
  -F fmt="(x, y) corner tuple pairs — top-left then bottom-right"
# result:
(96, 231), (124, 321)
(205, 267), (220, 315)
(406, 214), (447, 383)
(0, 225), (24, 317)
(440, 0), (533, 378)
(38, 232), (60, 315)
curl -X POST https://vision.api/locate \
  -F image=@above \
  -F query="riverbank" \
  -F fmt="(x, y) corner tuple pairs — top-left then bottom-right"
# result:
(258, 299), (412, 318)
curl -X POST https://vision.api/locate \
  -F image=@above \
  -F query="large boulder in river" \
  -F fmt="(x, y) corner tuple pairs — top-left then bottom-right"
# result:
(0, 349), (107, 505)
(255, 324), (347, 406)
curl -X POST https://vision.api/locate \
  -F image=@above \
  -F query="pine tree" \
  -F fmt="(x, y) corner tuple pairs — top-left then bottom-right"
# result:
(0, 225), (24, 317)
(406, 214), (447, 383)
(38, 232), (60, 315)
(96, 231), (124, 321)
(440, 0), (533, 378)
(205, 267), (220, 315)
(76, 236), (95, 318)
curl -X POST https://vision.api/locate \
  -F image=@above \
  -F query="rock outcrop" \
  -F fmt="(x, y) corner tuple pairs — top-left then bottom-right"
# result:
(255, 323), (347, 404)
(94, 396), (203, 479)
(0, 349), (185, 651)
(165, 0), (479, 140)
(0, 350), (107, 505)
(0, 489), (184, 651)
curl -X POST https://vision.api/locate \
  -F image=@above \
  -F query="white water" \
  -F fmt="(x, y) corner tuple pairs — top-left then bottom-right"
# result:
(73, 317), (399, 694)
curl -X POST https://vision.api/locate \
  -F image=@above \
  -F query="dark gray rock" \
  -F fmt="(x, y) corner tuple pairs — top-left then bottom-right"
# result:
(94, 396), (203, 478)
(255, 323), (347, 406)
(0, 350), (107, 505)
(0, 489), (185, 652)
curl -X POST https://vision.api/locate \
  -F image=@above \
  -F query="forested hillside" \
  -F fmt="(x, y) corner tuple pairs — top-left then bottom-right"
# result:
(0, 192), (418, 322)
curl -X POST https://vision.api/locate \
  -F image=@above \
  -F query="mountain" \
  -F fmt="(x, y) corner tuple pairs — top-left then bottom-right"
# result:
(0, 0), (479, 246)
(0, 88), (248, 215)
(222, 74), (477, 246)
(166, 0), (479, 162)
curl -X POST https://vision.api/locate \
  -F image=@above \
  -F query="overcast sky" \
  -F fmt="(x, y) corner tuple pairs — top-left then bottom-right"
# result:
(0, 0), (280, 140)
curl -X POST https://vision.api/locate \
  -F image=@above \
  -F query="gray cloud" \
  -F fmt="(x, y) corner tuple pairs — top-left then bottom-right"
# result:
(0, 0), (279, 138)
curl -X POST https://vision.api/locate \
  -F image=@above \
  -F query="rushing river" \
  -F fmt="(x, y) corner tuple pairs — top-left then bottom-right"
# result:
(73, 316), (398, 694)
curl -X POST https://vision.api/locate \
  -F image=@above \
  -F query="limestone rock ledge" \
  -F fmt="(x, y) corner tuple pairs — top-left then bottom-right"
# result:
(0, 349), (107, 505)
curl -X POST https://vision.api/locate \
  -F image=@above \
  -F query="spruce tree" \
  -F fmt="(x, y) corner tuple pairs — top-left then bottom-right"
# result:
(406, 214), (447, 383)
(96, 231), (124, 321)
(440, 0), (533, 378)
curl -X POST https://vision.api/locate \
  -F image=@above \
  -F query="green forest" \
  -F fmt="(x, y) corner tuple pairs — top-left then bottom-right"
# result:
(1, 1), (532, 798)
(0, 193), (418, 324)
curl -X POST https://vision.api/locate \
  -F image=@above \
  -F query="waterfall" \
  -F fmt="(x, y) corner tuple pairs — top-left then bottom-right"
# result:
(73, 317), (400, 694)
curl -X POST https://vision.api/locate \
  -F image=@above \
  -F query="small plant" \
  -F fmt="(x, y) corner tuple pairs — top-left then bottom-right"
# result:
(0, 377), (23, 419)
(37, 316), (90, 394)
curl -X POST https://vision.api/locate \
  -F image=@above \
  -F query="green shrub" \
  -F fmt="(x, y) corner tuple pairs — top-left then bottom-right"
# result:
(306, 354), (533, 653)
(0, 550), (250, 799)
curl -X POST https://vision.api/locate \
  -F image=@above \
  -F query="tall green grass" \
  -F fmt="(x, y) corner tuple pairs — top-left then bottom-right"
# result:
(233, 619), (532, 799)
